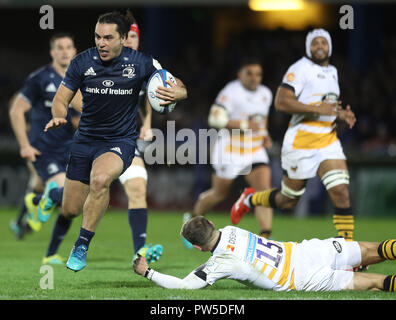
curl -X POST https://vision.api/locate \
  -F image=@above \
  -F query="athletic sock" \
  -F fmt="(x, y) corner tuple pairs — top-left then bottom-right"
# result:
(378, 240), (396, 260)
(260, 230), (272, 239)
(46, 214), (72, 257)
(16, 202), (28, 226)
(32, 194), (42, 205)
(49, 187), (64, 205)
(383, 275), (396, 292)
(74, 227), (95, 249)
(251, 189), (278, 208)
(333, 207), (354, 241)
(128, 208), (148, 253)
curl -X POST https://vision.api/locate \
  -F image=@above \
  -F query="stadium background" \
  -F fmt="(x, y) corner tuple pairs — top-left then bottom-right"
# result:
(1, 0), (395, 218)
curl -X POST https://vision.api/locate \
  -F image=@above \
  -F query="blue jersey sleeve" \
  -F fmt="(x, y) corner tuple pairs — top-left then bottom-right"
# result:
(62, 57), (82, 92)
(19, 72), (40, 105)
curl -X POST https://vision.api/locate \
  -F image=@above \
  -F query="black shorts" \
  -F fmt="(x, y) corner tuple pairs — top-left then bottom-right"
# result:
(66, 139), (135, 184)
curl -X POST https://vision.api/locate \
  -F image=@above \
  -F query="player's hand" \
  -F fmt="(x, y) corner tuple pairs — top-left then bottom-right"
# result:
(157, 80), (187, 105)
(337, 105), (356, 129)
(20, 144), (41, 162)
(263, 135), (273, 149)
(133, 254), (149, 276)
(44, 118), (68, 132)
(316, 101), (340, 116)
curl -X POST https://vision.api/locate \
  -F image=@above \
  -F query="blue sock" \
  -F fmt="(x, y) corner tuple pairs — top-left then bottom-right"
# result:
(74, 227), (95, 249)
(128, 208), (147, 253)
(46, 214), (72, 257)
(49, 187), (64, 205)
(32, 194), (42, 205)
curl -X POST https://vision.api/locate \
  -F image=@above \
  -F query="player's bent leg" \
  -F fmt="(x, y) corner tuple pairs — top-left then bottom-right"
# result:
(192, 174), (234, 217)
(244, 165), (273, 237)
(38, 172), (66, 223)
(83, 152), (124, 232)
(318, 159), (354, 241)
(350, 272), (388, 291)
(62, 178), (90, 219)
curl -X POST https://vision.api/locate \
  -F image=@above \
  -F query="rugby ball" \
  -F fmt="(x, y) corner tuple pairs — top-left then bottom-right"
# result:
(147, 69), (177, 114)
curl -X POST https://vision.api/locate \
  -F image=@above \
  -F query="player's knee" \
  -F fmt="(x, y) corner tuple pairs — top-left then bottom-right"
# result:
(279, 181), (305, 209)
(62, 203), (81, 219)
(125, 180), (147, 206)
(90, 172), (112, 193)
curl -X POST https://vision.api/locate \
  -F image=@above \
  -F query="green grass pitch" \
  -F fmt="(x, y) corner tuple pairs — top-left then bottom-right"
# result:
(1, 207), (396, 301)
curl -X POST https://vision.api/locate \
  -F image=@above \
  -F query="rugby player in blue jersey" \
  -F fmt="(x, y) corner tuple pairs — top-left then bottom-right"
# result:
(9, 33), (82, 264)
(45, 11), (188, 272)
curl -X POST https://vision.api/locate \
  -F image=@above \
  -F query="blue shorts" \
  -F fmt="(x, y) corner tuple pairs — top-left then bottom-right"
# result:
(33, 151), (68, 182)
(66, 139), (135, 185)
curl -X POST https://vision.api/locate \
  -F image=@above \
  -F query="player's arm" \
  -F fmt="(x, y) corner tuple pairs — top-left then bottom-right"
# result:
(156, 77), (188, 105)
(70, 89), (83, 113)
(139, 97), (153, 140)
(275, 86), (339, 116)
(133, 256), (208, 289)
(44, 84), (76, 131)
(9, 94), (42, 162)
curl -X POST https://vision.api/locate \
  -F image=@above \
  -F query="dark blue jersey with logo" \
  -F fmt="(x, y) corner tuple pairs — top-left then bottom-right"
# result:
(61, 46), (160, 142)
(19, 64), (79, 154)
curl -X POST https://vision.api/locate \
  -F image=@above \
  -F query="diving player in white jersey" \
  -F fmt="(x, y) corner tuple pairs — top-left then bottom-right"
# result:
(232, 29), (358, 243)
(134, 216), (396, 293)
(183, 59), (274, 249)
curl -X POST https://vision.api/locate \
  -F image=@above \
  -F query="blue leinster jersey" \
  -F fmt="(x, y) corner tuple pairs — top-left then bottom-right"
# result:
(61, 46), (160, 142)
(19, 64), (79, 153)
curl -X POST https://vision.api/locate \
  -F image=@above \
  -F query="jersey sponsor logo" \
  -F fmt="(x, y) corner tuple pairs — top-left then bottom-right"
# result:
(102, 80), (114, 87)
(110, 147), (122, 155)
(228, 228), (237, 245)
(122, 66), (136, 79)
(45, 83), (57, 92)
(226, 244), (235, 252)
(333, 240), (342, 253)
(286, 73), (295, 82)
(317, 73), (325, 79)
(84, 67), (97, 76)
(245, 232), (257, 263)
(85, 87), (133, 95)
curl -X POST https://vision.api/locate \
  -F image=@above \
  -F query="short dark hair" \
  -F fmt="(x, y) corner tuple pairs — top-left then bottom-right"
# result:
(181, 216), (216, 247)
(97, 11), (130, 38)
(124, 8), (137, 26)
(239, 57), (263, 70)
(49, 32), (74, 49)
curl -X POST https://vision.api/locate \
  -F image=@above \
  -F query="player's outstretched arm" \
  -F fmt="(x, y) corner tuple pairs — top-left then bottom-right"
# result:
(45, 84), (76, 131)
(133, 256), (207, 289)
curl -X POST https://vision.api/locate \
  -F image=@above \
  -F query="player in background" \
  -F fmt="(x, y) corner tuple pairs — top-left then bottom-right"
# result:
(44, 11), (187, 272)
(182, 60), (274, 249)
(119, 10), (163, 263)
(9, 93), (44, 239)
(134, 216), (396, 293)
(9, 33), (81, 264)
(231, 29), (357, 243)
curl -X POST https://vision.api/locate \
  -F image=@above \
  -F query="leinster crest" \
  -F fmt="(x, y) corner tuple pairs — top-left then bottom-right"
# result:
(122, 66), (136, 79)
